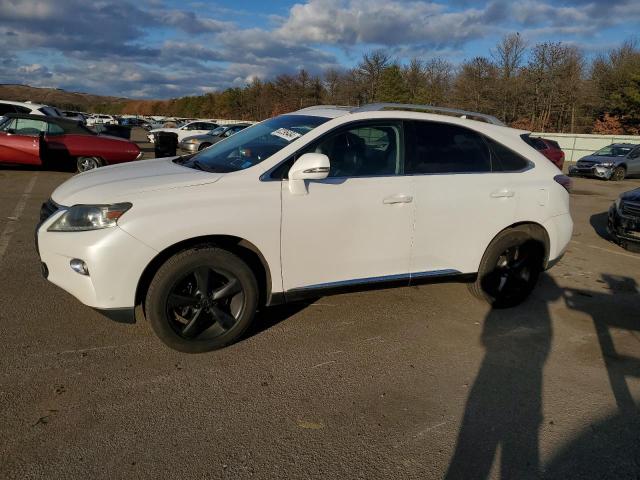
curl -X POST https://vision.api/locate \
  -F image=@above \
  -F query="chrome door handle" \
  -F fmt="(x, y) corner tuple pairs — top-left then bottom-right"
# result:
(490, 189), (515, 198)
(383, 194), (413, 204)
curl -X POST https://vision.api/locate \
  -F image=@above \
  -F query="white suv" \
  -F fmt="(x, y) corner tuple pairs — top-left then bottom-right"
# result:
(0, 100), (63, 117)
(37, 104), (573, 352)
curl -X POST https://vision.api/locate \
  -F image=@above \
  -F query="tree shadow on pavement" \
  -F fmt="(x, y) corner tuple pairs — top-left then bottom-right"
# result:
(445, 273), (640, 479)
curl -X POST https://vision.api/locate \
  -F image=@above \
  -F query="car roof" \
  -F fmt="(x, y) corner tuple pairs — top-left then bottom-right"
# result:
(291, 104), (509, 128)
(0, 99), (49, 109)
(611, 143), (637, 147)
(3, 112), (93, 134)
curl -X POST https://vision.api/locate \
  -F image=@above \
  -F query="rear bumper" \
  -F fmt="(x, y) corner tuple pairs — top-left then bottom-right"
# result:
(543, 213), (573, 269)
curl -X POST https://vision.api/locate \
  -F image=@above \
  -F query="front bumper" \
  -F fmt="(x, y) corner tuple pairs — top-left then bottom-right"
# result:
(178, 142), (199, 153)
(568, 164), (614, 179)
(36, 211), (158, 310)
(608, 205), (640, 245)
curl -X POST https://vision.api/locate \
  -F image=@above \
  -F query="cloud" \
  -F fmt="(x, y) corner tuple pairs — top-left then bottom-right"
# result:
(1, 0), (638, 98)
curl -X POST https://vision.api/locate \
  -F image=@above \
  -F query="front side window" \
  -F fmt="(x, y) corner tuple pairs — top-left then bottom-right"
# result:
(302, 123), (402, 177)
(180, 114), (330, 173)
(405, 121), (490, 174)
(0, 118), (48, 135)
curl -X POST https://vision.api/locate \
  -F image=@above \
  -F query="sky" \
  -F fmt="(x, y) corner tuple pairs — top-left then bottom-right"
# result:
(1, 0), (638, 99)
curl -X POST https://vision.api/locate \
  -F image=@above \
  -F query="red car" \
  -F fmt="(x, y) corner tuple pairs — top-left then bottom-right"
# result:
(0, 113), (141, 172)
(522, 134), (565, 170)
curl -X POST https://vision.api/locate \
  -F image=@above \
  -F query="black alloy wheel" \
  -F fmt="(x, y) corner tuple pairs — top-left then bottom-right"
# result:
(470, 228), (544, 308)
(146, 247), (258, 352)
(166, 266), (243, 340)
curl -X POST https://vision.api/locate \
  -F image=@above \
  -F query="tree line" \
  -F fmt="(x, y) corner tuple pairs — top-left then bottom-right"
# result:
(116, 34), (640, 134)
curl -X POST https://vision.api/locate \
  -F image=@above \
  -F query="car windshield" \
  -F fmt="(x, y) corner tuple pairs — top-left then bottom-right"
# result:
(594, 145), (632, 157)
(180, 114), (330, 173)
(208, 126), (227, 136)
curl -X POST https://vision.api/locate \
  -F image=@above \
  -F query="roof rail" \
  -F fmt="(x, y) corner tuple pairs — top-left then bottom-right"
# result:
(351, 103), (505, 126)
(296, 105), (353, 112)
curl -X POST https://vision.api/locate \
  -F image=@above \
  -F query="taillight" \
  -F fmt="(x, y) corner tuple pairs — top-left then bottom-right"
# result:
(554, 174), (571, 193)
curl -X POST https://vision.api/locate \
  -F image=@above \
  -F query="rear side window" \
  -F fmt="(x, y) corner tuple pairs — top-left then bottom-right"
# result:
(405, 121), (490, 174)
(47, 123), (65, 135)
(486, 137), (530, 172)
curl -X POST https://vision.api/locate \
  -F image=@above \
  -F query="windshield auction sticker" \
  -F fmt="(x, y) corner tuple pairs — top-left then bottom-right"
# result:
(270, 128), (302, 142)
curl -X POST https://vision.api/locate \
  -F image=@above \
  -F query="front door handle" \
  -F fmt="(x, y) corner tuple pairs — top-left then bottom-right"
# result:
(490, 189), (515, 198)
(383, 194), (413, 204)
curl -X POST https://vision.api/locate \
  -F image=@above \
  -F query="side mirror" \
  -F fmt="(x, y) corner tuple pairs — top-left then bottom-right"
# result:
(288, 153), (330, 195)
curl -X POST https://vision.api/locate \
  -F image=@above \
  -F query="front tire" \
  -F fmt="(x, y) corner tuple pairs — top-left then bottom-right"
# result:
(610, 166), (626, 181)
(469, 228), (545, 308)
(77, 156), (102, 172)
(145, 247), (258, 353)
(198, 143), (212, 151)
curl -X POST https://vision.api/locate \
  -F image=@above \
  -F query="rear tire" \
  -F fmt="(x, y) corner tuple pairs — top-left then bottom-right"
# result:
(77, 156), (102, 172)
(611, 166), (626, 181)
(469, 228), (545, 308)
(145, 247), (258, 353)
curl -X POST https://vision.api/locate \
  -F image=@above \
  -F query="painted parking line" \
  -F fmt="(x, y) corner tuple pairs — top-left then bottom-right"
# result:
(0, 173), (39, 262)
(570, 239), (640, 261)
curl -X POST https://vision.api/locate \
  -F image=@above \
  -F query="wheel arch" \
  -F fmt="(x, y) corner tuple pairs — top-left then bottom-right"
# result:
(135, 235), (275, 314)
(484, 221), (551, 269)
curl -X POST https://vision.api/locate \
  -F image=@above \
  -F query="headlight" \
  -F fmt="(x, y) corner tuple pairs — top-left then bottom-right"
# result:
(597, 162), (615, 167)
(48, 203), (132, 232)
(184, 139), (198, 144)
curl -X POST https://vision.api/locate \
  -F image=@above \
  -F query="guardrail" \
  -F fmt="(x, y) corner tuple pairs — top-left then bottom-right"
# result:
(531, 132), (640, 166)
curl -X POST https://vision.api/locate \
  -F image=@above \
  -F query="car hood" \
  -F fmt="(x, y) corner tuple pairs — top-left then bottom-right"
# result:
(181, 133), (215, 142)
(578, 155), (621, 164)
(621, 188), (640, 202)
(51, 157), (223, 205)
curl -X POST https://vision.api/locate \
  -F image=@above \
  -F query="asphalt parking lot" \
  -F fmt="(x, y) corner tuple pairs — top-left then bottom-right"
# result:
(1, 164), (639, 479)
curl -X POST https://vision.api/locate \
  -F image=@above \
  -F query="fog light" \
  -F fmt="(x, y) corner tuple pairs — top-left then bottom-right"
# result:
(70, 258), (89, 276)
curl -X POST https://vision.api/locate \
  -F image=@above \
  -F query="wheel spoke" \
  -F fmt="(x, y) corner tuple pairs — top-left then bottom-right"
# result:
(212, 278), (241, 300)
(194, 267), (211, 295)
(181, 307), (214, 338)
(168, 293), (199, 308)
(210, 306), (237, 330)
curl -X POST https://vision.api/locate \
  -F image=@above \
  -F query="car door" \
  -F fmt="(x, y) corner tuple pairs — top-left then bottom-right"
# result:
(405, 121), (520, 276)
(281, 121), (414, 291)
(626, 147), (640, 175)
(0, 117), (43, 165)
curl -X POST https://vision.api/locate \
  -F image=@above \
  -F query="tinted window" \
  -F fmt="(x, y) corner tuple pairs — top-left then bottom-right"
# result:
(48, 122), (65, 135)
(485, 137), (530, 171)
(0, 104), (14, 115)
(304, 123), (401, 177)
(405, 121), (490, 174)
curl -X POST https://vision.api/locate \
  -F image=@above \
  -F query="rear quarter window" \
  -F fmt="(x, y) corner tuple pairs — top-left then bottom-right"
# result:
(485, 137), (530, 172)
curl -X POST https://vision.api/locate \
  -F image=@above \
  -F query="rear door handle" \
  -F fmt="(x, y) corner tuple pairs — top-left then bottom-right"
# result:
(383, 194), (413, 204)
(490, 189), (515, 198)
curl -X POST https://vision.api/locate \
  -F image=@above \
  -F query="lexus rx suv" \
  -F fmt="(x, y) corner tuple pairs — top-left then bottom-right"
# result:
(36, 104), (573, 353)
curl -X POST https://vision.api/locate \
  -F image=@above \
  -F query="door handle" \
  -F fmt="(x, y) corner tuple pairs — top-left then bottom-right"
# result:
(490, 189), (515, 198)
(383, 194), (413, 204)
